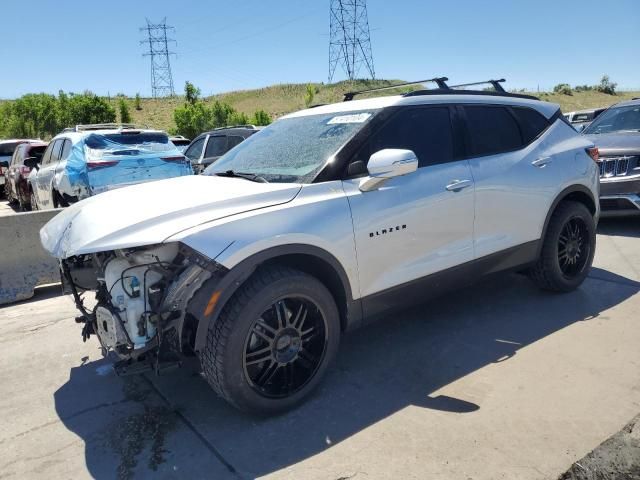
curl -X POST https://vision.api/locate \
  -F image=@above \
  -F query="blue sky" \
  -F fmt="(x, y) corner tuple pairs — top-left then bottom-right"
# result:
(2, 0), (638, 98)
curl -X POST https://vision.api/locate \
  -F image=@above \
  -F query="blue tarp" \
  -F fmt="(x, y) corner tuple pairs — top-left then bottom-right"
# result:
(66, 134), (191, 195)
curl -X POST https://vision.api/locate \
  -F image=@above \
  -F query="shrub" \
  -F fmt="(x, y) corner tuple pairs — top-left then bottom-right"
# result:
(184, 81), (200, 105)
(553, 83), (573, 95)
(304, 83), (315, 107)
(173, 81), (272, 137)
(574, 85), (593, 92)
(134, 93), (142, 111)
(118, 98), (131, 123)
(595, 75), (617, 95)
(251, 109), (271, 126)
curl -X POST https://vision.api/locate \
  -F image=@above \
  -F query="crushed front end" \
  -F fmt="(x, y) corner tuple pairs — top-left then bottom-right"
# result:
(62, 242), (227, 375)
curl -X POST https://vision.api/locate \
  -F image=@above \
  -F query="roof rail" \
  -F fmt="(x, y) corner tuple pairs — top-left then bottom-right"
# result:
(74, 123), (143, 132)
(343, 77), (449, 101)
(403, 88), (538, 101)
(212, 124), (258, 130)
(448, 79), (506, 92)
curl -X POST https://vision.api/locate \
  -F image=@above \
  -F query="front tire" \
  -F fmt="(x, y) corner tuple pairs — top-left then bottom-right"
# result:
(200, 266), (340, 414)
(529, 201), (596, 292)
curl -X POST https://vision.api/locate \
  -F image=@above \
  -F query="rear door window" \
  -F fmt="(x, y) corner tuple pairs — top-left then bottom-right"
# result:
(205, 135), (228, 158)
(227, 136), (244, 150)
(464, 106), (523, 156)
(354, 106), (454, 168)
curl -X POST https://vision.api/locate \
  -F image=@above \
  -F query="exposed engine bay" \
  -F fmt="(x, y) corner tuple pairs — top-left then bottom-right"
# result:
(62, 242), (224, 375)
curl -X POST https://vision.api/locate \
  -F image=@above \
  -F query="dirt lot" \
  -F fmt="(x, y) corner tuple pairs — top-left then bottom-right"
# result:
(0, 214), (639, 479)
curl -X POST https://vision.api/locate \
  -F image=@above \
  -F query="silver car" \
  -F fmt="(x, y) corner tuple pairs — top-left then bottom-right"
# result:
(41, 80), (599, 413)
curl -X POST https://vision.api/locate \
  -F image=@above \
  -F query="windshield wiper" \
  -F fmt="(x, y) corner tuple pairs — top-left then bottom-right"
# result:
(213, 170), (268, 183)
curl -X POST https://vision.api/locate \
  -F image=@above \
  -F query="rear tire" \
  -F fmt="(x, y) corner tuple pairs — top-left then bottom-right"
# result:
(200, 266), (340, 414)
(529, 201), (595, 292)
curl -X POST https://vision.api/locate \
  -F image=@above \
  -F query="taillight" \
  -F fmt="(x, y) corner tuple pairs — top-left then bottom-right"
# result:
(586, 147), (599, 162)
(161, 155), (187, 163)
(87, 160), (120, 170)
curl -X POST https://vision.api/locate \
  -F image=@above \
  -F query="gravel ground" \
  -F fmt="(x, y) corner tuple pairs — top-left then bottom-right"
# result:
(559, 415), (640, 480)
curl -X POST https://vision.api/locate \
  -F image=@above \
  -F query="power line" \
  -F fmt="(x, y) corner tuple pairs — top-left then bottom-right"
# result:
(140, 18), (176, 97)
(328, 0), (375, 82)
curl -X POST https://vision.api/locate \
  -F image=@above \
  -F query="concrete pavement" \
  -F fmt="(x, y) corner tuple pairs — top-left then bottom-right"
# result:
(0, 217), (638, 479)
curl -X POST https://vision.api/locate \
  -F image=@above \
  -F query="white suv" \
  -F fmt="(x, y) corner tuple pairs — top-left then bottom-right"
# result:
(41, 79), (600, 413)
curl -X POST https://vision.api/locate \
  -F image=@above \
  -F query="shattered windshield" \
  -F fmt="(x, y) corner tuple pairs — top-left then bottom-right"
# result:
(204, 110), (379, 183)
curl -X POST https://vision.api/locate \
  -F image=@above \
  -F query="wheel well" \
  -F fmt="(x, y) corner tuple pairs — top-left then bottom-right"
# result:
(561, 190), (596, 216)
(262, 254), (349, 332)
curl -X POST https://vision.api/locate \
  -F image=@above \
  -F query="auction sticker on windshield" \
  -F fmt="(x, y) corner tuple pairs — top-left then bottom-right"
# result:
(327, 113), (372, 124)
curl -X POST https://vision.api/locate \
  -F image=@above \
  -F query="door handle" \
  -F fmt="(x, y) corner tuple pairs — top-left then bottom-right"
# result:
(531, 156), (552, 168)
(445, 179), (473, 192)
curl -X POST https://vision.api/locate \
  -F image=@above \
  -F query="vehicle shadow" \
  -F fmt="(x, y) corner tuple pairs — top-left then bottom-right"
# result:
(53, 267), (640, 479)
(597, 216), (640, 238)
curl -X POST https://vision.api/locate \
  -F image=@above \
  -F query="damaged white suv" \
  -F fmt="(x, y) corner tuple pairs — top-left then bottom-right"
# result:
(41, 79), (600, 413)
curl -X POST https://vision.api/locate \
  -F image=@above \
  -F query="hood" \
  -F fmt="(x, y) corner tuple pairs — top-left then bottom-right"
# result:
(585, 132), (640, 156)
(41, 175), (302, 259)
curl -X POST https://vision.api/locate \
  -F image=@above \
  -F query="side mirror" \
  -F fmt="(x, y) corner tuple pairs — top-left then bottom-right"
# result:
(359, 148), (418, 192)
(23, 157), (39, 170)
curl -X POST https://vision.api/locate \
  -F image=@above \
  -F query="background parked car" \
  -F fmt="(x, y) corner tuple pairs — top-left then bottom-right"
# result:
(583, 98), (640, 216)
(564, 108), (606, 132)
(28, 124), (192, 210)
(184, 125), (261, 174)
(0, 139), (40, 199)
(170, 135), (191, 153)
(5, 140), (48, 210)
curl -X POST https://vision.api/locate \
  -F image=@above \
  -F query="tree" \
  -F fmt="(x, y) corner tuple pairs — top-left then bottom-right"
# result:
(119, 98), (132, 123)
(304, 83), (315, 107)
(66, 91), (116, 125)
(553, 83), (572, 96)
(134, 93), (142, 111)
(595, 75), (617, 95)
(251, 109), (271, 126)
(184, 81), (200, 105)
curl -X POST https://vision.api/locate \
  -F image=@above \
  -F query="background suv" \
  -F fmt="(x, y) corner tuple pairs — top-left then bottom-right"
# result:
(0, 139), (40, 198)
(5, 140), (48, 210)
(185, 125), (260, 173)
(42, 80), (599, 414)
(583, 98), (640, 216)
(29, 124), (192, 210)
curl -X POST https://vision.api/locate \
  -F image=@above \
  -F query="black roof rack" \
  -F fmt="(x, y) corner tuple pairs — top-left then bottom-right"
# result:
(448, 78), (506, 92)
(403, 88), (538, 101)
(343, 77), (449, 101)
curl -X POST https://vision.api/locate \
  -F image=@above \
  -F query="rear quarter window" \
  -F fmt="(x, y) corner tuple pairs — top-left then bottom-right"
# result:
(511, 107), (550, 143)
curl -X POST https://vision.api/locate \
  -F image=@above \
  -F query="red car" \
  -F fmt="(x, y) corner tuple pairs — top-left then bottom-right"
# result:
(4, 141), (48, 210)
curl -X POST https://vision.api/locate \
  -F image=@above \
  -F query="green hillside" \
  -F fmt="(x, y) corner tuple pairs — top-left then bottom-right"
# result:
(113, 81), (638, 135)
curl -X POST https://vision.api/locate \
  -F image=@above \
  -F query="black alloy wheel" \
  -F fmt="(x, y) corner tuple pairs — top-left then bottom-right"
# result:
(242, 296), (327, 398)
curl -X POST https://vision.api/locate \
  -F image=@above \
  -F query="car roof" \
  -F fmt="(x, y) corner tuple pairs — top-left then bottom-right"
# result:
(608, 98), (640, 109)
(195, 127), (261, 140)
(282, 93), (560, 120)
(53, 128), (169, 143)
(0, 139), (42, 145)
